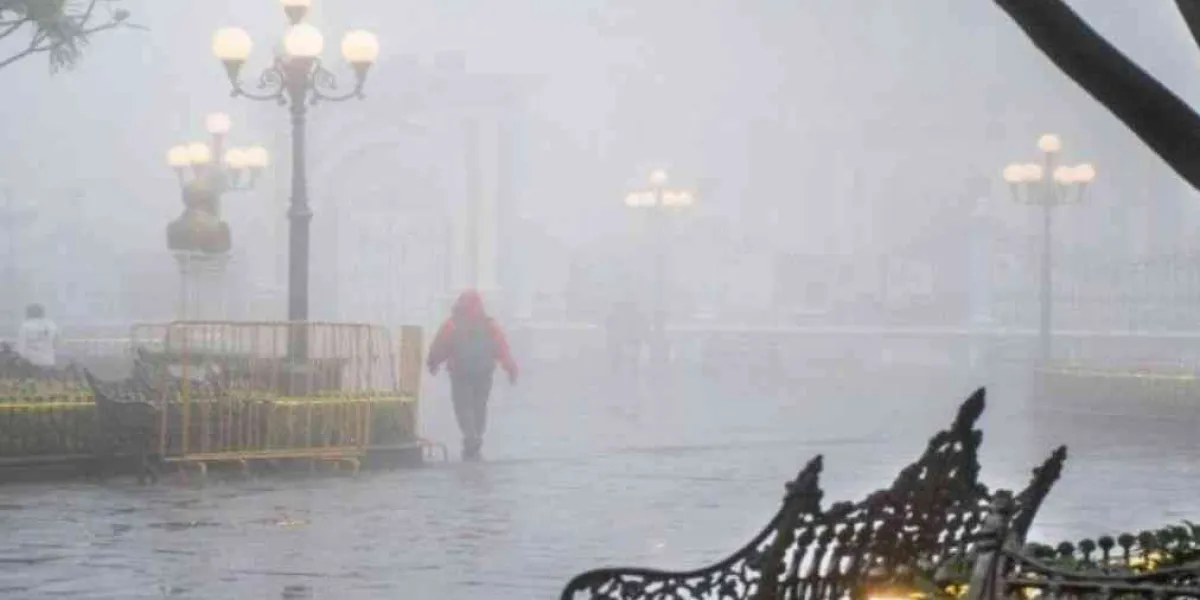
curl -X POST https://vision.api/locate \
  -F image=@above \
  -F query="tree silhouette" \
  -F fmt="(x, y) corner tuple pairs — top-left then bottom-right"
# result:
(995, 0), (1200, 191)
(0, 0), (142, 73)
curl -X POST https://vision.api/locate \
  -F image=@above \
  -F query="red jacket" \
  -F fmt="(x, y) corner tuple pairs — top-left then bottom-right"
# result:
(427, 291), (518, 380)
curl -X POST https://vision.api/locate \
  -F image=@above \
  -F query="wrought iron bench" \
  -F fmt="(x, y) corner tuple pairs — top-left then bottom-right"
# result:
(963, 493), (1200, 600)
(85, 369), (161, 484)
(561, 388), (1068, 600)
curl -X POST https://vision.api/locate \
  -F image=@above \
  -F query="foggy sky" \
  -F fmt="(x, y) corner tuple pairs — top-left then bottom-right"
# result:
(1, 1), (1198, 321)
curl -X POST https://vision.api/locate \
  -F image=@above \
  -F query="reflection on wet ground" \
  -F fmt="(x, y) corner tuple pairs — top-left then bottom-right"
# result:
(2, 369), (1198, 598)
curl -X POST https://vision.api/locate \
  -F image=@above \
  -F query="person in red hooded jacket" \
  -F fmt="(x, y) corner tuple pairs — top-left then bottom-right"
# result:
(427, 290), (519, 461)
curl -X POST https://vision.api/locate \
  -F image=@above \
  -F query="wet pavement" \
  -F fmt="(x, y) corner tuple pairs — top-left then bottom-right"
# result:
(2, 366), (1199, 599)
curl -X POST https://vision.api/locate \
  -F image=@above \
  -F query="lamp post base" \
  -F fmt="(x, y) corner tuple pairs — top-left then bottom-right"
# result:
(280, 360), (318, 397)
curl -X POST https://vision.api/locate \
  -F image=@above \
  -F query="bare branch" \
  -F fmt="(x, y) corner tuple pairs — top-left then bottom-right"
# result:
(0, 16), (26, 42)
(0, 0), (142, 73)
(0, 18), (124, 68)
(996, 0), (1200, 192)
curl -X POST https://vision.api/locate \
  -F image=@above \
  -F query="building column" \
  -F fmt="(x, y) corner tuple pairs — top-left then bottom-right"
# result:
(454, 112), (506, 314)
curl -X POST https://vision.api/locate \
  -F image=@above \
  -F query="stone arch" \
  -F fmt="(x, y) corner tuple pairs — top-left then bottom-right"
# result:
(305, 119), (457, 325)
(308, 116), (432, 211)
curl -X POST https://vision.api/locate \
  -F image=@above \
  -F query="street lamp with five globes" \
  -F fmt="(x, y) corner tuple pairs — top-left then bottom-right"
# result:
(166, 112), (269, 193)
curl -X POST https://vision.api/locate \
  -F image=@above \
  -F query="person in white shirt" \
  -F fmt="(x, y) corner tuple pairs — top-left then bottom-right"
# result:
(16, 304), (59, 368)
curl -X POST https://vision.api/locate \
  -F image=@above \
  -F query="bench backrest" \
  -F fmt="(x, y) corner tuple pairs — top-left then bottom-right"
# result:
(751, 389), (1064, 599)
(560, 388), (1069, 600)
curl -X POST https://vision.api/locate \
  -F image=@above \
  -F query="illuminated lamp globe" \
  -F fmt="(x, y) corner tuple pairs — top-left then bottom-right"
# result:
(205, 112), (231, 135)
(1052, 166), (1075, 184)
(1037, 133), (1062, 153)
(213, 27), (253, 62)
(1002, 164), (1025, 184)
(1074, 163), (1096, 184)
(1021, 163), (1044, 182)
(284, 23), (324, 58)
(341, 30), (380, 66)
(244, 146), (269, 169)
(664, 190), (695, 207)
(223, 148), (249, 170)
(167, 145), (191, 168)
(649, 169), (668, 186)
(187, 143), (213, 165)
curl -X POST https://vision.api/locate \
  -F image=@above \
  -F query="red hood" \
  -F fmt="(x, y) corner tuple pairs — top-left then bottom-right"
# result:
(452, 290), (487, 321)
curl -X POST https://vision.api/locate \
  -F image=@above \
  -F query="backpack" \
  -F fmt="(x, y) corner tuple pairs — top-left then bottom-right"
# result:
(451, 319), (497, 376)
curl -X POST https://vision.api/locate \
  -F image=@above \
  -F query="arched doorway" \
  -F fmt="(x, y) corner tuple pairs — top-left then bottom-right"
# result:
(309, 123), (454, 328)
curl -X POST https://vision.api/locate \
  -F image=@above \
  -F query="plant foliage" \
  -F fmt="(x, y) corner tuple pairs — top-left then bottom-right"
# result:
(0, 0), (143, 73)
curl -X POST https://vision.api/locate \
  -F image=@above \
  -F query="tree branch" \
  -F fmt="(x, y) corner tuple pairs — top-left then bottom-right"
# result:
(0, 16), (25, 42)
(1176, 0), (1200, 56)
(79, 0), (99, 25)
(994, 0), (1200, 192)
(0, 0), (140, 73)
(0, 17), (125, 71)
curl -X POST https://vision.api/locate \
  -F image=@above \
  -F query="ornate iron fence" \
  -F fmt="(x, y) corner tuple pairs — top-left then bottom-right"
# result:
(962, 495), (1200, 600)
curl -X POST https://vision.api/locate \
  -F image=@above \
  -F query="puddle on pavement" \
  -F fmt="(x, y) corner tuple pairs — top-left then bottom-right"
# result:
(248, 516), (308, 528)
(282, 584), (313, 599)
(146, 520), (221, 531)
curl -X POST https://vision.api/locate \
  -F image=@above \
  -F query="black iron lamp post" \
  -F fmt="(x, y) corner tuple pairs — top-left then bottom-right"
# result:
(1002, 134), (1096, 366)
(212, 0), (379, 360)
(624, 169), (696, 371)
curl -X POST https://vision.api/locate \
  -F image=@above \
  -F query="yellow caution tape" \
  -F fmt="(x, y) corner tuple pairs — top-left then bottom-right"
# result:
(0, 402), (95, 411)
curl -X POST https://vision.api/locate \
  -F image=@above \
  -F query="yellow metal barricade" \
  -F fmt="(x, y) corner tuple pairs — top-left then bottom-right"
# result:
(127, 321), (422, 472)
(0, 369), (96, 460)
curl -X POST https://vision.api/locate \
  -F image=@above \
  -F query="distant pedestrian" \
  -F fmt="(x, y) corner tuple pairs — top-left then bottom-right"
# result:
(605, 300), (645, 376)
(16, 303), (59, 369)
(427, 290), (519, 461)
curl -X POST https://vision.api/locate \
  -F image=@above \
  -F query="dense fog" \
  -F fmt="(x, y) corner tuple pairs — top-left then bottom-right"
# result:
(1, 1), (1197, 337)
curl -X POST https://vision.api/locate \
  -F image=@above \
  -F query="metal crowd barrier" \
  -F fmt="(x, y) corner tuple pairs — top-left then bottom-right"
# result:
(126, 321), (422, 475)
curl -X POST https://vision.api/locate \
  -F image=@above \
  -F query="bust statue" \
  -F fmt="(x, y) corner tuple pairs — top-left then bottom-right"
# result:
(167, 177), (231, 255)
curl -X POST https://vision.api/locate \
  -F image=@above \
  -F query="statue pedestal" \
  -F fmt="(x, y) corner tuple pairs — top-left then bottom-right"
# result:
(174, 251), (231, 321)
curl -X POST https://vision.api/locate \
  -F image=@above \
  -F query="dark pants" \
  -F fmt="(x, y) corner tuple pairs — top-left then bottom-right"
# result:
(451, 372), (493, 458)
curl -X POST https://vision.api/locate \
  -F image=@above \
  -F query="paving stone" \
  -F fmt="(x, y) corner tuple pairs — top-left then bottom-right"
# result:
(0, 368), (1192, 599)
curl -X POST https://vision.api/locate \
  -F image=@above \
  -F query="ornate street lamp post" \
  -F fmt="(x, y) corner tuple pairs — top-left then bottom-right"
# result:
(165, 113), (268, 320)
(1002, 134), (1096, 366)
(211, 0), (379, 359)
(624, 169), (696, 371)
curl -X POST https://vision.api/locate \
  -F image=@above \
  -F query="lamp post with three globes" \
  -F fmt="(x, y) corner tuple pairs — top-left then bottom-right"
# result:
(1002, 134), (1096, 366)
(624, 169), (696, 369)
